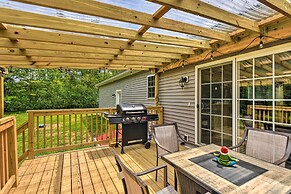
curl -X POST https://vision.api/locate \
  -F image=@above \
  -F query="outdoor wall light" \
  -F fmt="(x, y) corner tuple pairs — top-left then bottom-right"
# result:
(111, 94), (116, 98)
(179, 76), (189, 88)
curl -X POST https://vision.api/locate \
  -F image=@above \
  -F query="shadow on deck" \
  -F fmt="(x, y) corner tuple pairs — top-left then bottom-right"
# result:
(9, 143), (187, 194)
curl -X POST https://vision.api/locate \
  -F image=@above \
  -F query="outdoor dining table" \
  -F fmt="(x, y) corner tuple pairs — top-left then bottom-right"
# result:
(162, 144), (291, 194)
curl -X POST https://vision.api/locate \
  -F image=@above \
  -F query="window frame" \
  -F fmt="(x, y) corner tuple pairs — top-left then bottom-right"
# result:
(147, 74), (155, 99)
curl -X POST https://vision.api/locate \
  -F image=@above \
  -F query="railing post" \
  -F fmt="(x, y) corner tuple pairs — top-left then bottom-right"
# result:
(8, 117), (18, 186)
(108, 108), (114, 146)
(28, 112), (35, 159)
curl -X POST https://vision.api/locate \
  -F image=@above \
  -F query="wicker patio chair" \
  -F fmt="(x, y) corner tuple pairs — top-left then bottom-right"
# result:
(152, 122), (186, 188)
(230, 127), (291, 166)
(113, 150), (177, 194)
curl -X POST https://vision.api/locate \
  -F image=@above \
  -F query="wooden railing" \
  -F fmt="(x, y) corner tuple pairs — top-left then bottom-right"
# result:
(248, 105), (291, 124)
(24, 106), (163, 159)
(17, 121), (29, 164)
(0, 116), (18, 194)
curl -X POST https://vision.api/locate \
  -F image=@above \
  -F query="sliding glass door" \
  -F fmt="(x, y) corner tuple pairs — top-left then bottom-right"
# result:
(237, 50), (291, 144)
(199, 62), (233, 146)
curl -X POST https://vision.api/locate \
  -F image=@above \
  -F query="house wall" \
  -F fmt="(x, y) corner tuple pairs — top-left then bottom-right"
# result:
(99, 71), (154, 108)
(159, 65), (196, 144)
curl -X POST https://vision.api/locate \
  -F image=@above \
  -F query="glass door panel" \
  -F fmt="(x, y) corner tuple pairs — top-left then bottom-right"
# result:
(199, 63), (233, 146)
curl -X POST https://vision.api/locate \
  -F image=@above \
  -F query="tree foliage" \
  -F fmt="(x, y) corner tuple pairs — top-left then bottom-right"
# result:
(4, 68), (119, 112)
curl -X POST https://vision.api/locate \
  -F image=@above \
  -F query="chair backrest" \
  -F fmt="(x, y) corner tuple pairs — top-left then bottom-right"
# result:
(152, 123), (179, 158)
(246, 128), (289, 164)
(114, 151), (149, 194)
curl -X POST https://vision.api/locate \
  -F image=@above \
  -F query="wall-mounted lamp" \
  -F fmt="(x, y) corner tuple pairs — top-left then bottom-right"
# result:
(179, 76), (189, 88)
(111, 94), (116, 98)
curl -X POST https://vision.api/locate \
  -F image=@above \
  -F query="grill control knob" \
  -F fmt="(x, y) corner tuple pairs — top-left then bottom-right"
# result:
(142, 116), (147, 121)
(125, 117), (130, 122)
(131, 117), (136, 122)
(137, 117), (141, 121)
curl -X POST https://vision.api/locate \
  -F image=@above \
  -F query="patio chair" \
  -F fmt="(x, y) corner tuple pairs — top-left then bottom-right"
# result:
(113, 149), (177, 194)
(152, 123), (186, 186)
(230, 127), (291, 166)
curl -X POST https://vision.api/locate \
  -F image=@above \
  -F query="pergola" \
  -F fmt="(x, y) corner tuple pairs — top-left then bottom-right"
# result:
(0, 0), (291, 116)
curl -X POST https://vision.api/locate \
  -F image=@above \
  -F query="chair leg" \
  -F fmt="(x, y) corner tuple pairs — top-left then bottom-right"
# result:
(155, 157), (159, 181)
(174, 171), (177, 191)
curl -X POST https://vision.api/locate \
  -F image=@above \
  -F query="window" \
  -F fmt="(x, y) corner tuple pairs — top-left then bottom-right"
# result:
(147, 75), (155, 98)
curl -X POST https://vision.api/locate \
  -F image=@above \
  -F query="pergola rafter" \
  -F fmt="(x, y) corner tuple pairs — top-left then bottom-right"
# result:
(147, 0), (260, 32)
(11, 0), (232, 42)
(0, 0), (288, 71)
(0, 7), (210, 49)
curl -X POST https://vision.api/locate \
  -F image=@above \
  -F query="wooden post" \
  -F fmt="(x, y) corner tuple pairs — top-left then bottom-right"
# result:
(0, 72), (4, 118)
(27, 112), (35, 159)
(154, 73), (159, 106)
(8, 117), (18, 186)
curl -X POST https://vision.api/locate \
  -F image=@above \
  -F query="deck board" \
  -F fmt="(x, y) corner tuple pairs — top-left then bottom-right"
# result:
(9, 143), (188, 194)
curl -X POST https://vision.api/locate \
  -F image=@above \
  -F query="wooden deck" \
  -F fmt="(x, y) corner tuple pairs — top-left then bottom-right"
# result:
(8, 143), (186, 194)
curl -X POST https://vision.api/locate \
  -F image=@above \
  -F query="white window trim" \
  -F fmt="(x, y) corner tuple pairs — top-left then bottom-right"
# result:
(147, 74), (155, 99)
(115, 90), (122, 105)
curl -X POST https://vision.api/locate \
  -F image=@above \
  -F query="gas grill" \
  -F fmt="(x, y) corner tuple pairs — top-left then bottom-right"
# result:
(105, 104), (159, 154)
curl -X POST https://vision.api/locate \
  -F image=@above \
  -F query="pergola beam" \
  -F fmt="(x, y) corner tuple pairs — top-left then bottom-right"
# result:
(0, 25), (194, 55)
(0, 8), (210, 49)
(0, 38), (182, 59)
(147, 0), (260, 32)
(11, 0), (232, 42)
(0, 56), (164, 66)
(258, 0), (291, 18)
(0, 63), (151, 71)
(0, 48), (171, 63)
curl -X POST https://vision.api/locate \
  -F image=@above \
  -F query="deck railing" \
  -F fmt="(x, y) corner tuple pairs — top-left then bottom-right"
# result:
(248, 105), (291, 124)
(0, 116), (18, 194)
(19, 106), (163, 160)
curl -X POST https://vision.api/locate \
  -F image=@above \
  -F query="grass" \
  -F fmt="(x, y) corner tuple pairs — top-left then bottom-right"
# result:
(4, 111), (114, 157)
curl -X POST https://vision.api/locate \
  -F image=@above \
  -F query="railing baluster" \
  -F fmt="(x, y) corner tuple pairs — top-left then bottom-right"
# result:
(101, 113), (103, 140)
(50, 115), (53, 148)
(86, 114), (88, 142)
(4, 131), (8, 183)
(75, 114), (77, 144)
(0, 132), (4, 188)
(44, 116), (46, 149)
(57, 115), (59, 146)
(90, 113), (93, 141)
(63, 115), (66, 145)
(69, 114), (72, 145)
(96, 113), (99, 140)
(80, 114), (83, 144)
(22, 131), (25, 154)
(36, 116), (39, 149)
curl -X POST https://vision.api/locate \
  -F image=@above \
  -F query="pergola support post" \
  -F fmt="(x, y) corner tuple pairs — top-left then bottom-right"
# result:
(0, 71), (4, 118)
(154, 72), (159, 107)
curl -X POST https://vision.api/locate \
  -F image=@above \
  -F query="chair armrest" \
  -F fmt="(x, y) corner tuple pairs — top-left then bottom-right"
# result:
(274, 139), (291, 165)
(152, 133), (173, 154)
(136, 164), (168, 187)
(229, 127), (249, 149)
